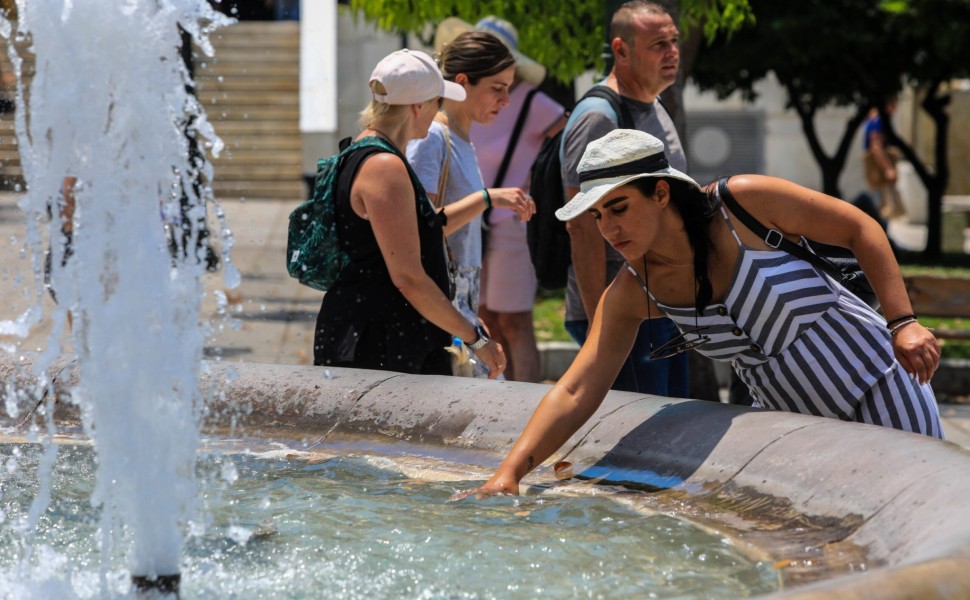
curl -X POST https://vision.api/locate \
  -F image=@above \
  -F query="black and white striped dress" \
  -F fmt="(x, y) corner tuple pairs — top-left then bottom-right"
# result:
(629, 206), (943, 438)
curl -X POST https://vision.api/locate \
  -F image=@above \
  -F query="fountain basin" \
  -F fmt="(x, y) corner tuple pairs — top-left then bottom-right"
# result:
(4, 357), (970, 597)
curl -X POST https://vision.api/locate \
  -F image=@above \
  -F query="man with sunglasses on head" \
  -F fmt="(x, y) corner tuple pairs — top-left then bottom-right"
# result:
(560, 1), (689, 397)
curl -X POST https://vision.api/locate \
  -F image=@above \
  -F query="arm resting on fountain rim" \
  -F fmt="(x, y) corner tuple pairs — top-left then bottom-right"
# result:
(470, 273), (642, 495)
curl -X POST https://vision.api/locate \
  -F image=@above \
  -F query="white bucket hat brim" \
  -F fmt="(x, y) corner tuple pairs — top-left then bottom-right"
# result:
(556, 129), (701, 222)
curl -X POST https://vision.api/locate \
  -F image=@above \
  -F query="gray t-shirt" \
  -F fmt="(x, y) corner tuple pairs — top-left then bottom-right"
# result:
(407, 120), (485, 325)
(560, 86), (687, 321)
(408, 121), (485, 270)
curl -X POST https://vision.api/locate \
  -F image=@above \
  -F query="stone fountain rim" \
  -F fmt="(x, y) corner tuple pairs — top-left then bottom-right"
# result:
(4, 356), (970, 598)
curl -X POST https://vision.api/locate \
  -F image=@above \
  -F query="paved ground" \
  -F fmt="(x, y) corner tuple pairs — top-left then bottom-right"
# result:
(1, 192), (968, 448)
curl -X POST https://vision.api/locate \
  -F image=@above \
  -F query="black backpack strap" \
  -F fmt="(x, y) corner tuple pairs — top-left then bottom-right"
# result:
(716, 177), (845, 282)
(493, 88), (539, 188)
(581, 86), (635, 129)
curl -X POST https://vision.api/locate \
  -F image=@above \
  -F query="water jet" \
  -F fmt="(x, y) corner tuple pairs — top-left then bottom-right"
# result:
(1, 2), (970, 598)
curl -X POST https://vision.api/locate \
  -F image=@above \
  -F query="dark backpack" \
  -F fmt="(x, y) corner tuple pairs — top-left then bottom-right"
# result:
(527, 86), (635, 290)
(286, 136), (395, 291)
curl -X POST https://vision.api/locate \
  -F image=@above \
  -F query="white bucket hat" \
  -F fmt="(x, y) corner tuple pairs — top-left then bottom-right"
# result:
(434, 16), (547, 86)
(369, 49), (466, 105)
(556, 129), (701, 222)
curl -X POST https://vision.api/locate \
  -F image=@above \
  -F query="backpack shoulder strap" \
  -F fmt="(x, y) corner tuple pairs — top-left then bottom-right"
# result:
(716, 177), (842, 279)
(581, 86), (635, 130)
(431, 116), (452, 209)
(493, 88), (540, 187)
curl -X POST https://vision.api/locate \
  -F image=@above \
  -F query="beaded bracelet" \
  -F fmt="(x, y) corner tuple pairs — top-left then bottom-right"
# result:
(481, 188), (492, 210)
(886, 313), (917, 328)
(889, 317), (919, 338)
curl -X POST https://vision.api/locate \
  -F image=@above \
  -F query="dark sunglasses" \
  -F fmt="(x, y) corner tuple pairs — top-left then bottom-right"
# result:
(629, 256), (711, 361)
(648, 327), (710, 360)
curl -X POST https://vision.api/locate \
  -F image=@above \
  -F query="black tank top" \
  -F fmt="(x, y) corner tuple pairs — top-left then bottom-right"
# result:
(313, 137), (452, 373)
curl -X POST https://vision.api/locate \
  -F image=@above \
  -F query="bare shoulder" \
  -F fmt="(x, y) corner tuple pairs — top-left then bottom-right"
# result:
(351, 152), (417, 216)
(602, 266), (650, 322)
(724, 174), (865, 244)
(723, 174), (811, 201)
(354, 152), (411, 195)
(356, 151), (408, 178)
(722, 174), (843, 216)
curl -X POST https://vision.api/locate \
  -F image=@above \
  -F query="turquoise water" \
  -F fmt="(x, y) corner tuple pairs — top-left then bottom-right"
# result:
(1, 443), (779, 598)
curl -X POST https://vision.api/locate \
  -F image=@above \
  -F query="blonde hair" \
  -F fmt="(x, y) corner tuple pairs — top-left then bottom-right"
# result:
(358, 80), (411, 129)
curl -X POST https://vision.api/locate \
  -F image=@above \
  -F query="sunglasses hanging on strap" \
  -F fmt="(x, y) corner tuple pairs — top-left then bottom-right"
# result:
(715, 177), (879, 309)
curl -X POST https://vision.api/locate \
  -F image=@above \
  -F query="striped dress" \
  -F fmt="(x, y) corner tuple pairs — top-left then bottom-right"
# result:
(628, 205), (943, 438)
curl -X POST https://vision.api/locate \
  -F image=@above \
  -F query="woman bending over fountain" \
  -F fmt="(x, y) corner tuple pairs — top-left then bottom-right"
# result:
(313, 49), (530, 377)
(462, 128), (943, 495)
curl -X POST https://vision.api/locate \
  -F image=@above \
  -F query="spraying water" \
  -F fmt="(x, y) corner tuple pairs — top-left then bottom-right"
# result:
(1, 0), (232, 594)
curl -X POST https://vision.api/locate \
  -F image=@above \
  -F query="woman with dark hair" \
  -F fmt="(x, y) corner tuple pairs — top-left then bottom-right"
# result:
(459, 127), (943, 497)
(407, 31), (535, 377)
(313, 49), (528, 378)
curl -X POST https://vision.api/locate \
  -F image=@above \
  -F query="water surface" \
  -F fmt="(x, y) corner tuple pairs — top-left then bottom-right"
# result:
(1, 442), (780, 598)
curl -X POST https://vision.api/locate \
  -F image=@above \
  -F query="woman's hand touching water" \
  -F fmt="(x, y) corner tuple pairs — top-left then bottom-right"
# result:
(449, 470), (519, 501)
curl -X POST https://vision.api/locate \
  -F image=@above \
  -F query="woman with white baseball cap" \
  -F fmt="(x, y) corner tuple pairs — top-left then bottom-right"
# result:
(457, 127), (943, 496)
(313, 49), (510, 377)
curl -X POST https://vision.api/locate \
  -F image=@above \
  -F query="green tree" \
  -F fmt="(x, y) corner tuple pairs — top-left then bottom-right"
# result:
(880, 0), (970, 259)
(348, 0), (753, 85)
(691, 0), (970, 259)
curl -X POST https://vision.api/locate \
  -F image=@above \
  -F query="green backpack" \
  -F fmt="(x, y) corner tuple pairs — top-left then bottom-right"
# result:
(286, 136), (398, 291)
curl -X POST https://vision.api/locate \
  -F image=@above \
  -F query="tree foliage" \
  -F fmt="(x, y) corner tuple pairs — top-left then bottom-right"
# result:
(348, 0), (753, 84)
(691, 0), (970, 258)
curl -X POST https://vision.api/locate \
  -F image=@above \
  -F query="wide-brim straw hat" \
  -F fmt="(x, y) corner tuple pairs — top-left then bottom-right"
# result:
(556, 129), (701, 222)
(434, 16), (547, 86)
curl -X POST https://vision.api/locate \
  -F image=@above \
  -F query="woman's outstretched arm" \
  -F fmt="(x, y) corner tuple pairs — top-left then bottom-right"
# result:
(454, 271), (647, 497)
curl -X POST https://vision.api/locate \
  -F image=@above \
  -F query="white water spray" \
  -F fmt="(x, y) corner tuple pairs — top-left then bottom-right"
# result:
(2, 0), (232, 592)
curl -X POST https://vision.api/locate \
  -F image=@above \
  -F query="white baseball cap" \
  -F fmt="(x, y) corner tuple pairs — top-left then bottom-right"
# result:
(369, 49), (466, 105)
(556, 129), (700, 222)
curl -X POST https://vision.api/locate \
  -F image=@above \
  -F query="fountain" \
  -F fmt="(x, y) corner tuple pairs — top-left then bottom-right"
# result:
(0, 0), (233, 595)
(2, 2), (970, 598)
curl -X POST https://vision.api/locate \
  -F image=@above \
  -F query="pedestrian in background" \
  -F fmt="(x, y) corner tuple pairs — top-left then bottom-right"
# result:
(407, 30), (536, 378)
(560, 0), (689, 396)
(312, 49), (509, 377)
(434, 16), (565, 383)
(863, 96), (906, 220)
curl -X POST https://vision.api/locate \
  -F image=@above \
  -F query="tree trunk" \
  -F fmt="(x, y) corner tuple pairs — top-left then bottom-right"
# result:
(791, 100), (842, 197)
(923, 87), (950, 260)
(789, 93), (868, 198)
(882, 82), (950, 260)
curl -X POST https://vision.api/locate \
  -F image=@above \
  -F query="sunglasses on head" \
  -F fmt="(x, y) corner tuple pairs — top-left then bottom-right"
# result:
(631, 256), (712, 361)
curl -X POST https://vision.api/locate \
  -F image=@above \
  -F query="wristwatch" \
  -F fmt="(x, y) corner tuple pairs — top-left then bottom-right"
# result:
(467, 323), (489, 351)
